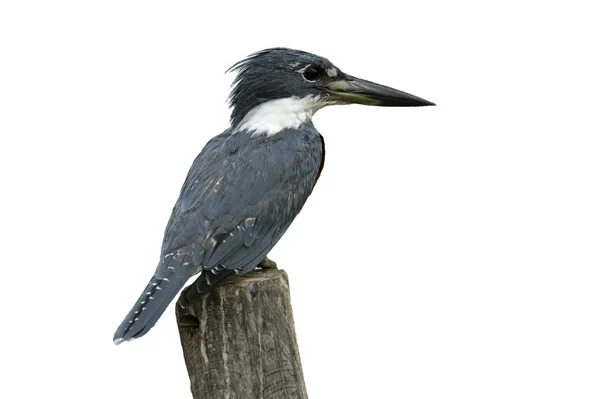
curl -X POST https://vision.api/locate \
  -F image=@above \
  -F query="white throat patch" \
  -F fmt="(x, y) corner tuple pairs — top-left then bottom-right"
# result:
(235, 95), (327, 137)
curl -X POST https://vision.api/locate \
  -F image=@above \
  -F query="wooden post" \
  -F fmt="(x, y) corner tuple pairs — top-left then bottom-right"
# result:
(176, 268), (308, 399)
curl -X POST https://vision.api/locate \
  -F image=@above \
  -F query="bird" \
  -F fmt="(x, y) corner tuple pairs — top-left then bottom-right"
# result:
(113, 47), (434, 344)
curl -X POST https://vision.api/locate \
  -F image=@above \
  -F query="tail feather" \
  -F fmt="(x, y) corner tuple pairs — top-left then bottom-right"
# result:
(113, 272), (188, 344)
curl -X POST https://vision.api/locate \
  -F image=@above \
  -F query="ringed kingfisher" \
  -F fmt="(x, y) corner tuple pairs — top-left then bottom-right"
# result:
(114, 48), (434, 344)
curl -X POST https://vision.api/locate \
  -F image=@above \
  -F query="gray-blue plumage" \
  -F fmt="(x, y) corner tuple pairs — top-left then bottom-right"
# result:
(114, 47), (434, 344)
(114, 123), (324, 341)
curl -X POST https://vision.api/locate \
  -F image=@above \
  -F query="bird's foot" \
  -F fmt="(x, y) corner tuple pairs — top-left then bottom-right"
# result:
(258, 256), (278, 270)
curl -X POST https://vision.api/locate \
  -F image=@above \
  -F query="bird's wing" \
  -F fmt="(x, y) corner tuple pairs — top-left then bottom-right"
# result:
(159, 127), (323, 275)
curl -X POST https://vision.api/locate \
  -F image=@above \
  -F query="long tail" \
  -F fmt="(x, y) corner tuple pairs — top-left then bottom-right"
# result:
(113, 270), (190, 345)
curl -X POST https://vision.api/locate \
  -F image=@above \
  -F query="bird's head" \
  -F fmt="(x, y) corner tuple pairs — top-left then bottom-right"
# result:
(228, 48), (434, 135)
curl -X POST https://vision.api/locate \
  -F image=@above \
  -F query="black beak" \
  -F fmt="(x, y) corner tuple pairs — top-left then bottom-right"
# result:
(325, 74), (435, 107)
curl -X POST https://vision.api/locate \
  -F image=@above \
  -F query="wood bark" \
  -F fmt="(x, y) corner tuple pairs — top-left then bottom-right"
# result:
(176, 269), (308, 399)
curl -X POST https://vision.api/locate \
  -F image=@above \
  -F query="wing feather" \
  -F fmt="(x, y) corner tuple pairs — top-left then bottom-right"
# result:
(160, 126), (323, 276)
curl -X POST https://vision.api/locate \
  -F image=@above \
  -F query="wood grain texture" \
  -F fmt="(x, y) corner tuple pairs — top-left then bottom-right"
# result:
(176, 269), (308, 399)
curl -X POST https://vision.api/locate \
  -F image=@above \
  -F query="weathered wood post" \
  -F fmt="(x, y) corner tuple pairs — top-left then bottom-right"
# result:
(176, 268), (308, 399)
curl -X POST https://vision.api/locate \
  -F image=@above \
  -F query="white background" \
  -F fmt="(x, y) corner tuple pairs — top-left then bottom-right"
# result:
(1, 1), (599, 398)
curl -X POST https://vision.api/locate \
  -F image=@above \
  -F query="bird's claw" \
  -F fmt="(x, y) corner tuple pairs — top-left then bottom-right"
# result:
(258, 256), (278, 270)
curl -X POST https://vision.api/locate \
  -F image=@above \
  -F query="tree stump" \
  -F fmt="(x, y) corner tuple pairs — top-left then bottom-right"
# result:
(176, 269), (308, 399)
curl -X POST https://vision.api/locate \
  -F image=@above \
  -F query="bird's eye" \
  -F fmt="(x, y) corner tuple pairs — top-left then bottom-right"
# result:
(303, 65), (321, 82)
